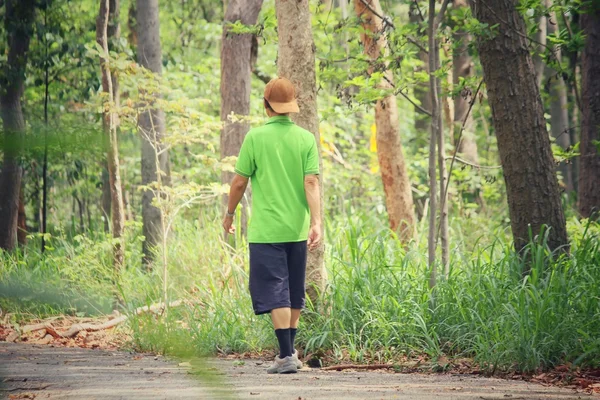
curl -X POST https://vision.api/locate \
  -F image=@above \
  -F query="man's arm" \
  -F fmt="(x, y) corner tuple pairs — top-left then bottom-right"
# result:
(222, 174), (249, 234)
(304, 174), (321, 250)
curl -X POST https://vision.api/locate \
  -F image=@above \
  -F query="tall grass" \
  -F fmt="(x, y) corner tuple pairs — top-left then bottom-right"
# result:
(1, 212), (599, 373)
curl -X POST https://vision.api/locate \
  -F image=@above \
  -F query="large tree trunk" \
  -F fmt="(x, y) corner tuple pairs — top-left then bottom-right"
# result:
(220, 0), (263, 236)
(354, 0), (415, 242)
(97, 0), (126, 269)
(0, 0), (36, 251)
(452, 0), (479, 164)
(545, 2), (573, 193)
(409, 2), (432, 136)
(578, 5), (600, 218)
(275, 0), (325, 302)
(469, 0), (568, 253)
(137, 0), (171, 267)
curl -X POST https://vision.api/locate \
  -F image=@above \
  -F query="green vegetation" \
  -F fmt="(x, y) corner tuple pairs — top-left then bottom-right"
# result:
(2, 212), (599, 372)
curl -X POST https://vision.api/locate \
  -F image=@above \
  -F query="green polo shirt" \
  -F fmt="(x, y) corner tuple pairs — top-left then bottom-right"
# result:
(235, 115), (320, 243)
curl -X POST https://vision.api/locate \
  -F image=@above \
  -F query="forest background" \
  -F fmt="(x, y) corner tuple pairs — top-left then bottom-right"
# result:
(0, 0), (599, 375)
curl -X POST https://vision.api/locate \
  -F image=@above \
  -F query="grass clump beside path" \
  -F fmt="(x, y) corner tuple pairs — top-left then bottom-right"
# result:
(1, 213), (599, 374)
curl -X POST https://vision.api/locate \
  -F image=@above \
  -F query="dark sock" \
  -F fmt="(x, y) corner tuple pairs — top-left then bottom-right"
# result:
(290, 328), (297, 352)
(275, 328), (292, 358)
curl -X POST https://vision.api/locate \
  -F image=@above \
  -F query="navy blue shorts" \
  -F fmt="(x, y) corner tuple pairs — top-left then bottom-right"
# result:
(248, 241), (307, 315)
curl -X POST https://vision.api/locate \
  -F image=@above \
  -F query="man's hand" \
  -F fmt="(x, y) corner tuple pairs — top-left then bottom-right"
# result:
(307, 224), (321, 251)
(222, 215), (235, 235)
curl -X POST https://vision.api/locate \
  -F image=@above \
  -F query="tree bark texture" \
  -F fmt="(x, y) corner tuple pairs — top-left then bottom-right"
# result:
(544, 2), (573, 192)
(409, 3), (432, 136)
(579, 5), (600, 218)
(97, 0), (126, 269)
(275, 0), (325, 301)
(137, 0), (171, 266)
(469, 0), (568, 253)
(0, 0), (35, 251)
(220, 0), (263, 235)
(452, 0), (479, 164)
(354, 0), (416, 243)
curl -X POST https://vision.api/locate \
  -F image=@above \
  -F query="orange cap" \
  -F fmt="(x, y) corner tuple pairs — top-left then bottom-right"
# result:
(264, 77), (300, 114)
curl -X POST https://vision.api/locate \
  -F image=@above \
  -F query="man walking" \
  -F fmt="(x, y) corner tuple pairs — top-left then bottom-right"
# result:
(222, 77), (322, 374)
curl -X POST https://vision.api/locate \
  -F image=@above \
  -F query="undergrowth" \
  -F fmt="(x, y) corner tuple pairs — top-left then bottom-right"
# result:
(1, 211), (599, 373)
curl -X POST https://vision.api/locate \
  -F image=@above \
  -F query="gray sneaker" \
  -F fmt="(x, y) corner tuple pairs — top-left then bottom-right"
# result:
(291, 350), (303, 369)
(266, 356), (298, 374)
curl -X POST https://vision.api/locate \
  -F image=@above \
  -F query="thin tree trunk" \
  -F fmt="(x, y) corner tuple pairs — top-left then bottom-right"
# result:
(41, 4), (50, 252)
(137, 0), (171, 267)
(97, 0), (126, 269)
(545, 1), (573, 193)
(275, 0), (325, 302)
(0, 0), (35, 251)
(354, 0), (415, 243)
(436, 41), (449, 274)
(469, 0), (568, 254)
(101, 166), (111, 232)
(17, 187), (27, 245)
(220, 0), (263, 237)
(533, 9), (547, 88)
(452, 0), (479, 164)
(427, 0), (439, 288)
(578, 5), (600, 218)
(409, 2), (432, 136)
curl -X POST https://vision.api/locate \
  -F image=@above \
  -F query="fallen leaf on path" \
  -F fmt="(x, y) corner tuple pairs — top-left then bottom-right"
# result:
(9, 394), (36, 399)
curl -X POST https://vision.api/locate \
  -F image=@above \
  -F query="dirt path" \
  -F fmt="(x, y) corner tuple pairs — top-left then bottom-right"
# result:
(0, 343), (594, 399)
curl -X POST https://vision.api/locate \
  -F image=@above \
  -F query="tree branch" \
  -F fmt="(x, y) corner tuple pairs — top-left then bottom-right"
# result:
(407, 35), (428, 54)
(384, 74), (433, 116)
(252, 69), (271, 84)
(322, 364), (395, 371)
(358, 0), (395, 29)
(435, 0), (451, 27)
(443, 156), (501, 169)
(397, 89), (432, 117)
(412, 0), (425, 23)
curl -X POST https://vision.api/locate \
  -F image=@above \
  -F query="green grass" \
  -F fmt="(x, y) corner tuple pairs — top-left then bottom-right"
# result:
(1, 211), (599, 373)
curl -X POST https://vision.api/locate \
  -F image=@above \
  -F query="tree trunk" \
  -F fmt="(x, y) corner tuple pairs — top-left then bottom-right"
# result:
(0, 0), (35, 251)
(17, 187), (27, 245)
(354, 0), (415, 242)
(545, 2), (573, 193)
(452, 0), (479, 164)
(469, 0), (568, 253)
(533, 8), (547, 88)
(578, 5), (600, 218)
(137, 0), (171, 267)
(409, 2), (432, 136)
(427, 0), (439, 287)
(101, 166), (111, 232)
(436, 45), (449, 274)
(220, 0), (263, 237)
(97, 0), (126, 269)
(275, 0), (325, 301)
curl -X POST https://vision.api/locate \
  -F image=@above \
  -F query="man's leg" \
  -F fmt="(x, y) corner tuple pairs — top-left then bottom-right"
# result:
(287, 241), (307, 356)
(271, 307), (293, 359)
(290, 308), (301, 351)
